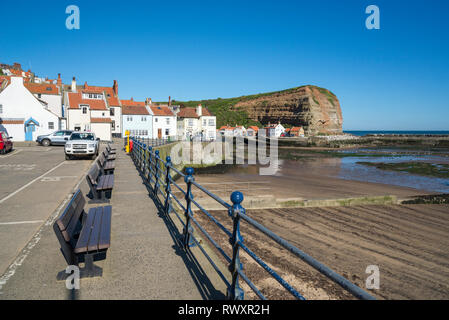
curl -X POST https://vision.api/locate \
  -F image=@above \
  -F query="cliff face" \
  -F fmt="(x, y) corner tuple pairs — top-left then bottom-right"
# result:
(231, 86), (343, 135)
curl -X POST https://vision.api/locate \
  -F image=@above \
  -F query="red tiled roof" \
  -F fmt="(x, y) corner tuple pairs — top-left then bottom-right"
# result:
(150, 105), (175, 116)
(24, 83), (59, 95)
(291, 126), (303, 132)
(248, 126), (259, 131)
(1, 119), (24, 124)
(177, 106), (213, 118)
(122, 105), (150, 115)
(121, 99), (145, 107)
(82, 83), (121, 106)
(67, 92), (108, 110)
(91, 117), (112, 123)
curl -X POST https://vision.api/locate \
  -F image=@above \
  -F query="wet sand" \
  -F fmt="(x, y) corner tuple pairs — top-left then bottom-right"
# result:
(193, 159), (432, 201)
(195, 204), (449, 300)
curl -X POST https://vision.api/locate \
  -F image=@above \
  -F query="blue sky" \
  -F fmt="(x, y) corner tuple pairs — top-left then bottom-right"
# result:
(1, 0), (448, 130)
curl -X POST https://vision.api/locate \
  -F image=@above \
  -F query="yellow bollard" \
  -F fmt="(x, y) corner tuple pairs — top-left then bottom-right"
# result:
(125, 130), (130, 153)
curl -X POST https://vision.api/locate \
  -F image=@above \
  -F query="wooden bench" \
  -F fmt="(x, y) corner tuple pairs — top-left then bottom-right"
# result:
(96, 152), (115, 175)
(103, 149), (116, 161)
(106, 144), (116, 154)
(86, 163), (114, 201)
(53, 189), (112, 278)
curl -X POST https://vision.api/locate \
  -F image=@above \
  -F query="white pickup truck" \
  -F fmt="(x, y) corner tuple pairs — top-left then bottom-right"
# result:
(64, 132), (100, 160)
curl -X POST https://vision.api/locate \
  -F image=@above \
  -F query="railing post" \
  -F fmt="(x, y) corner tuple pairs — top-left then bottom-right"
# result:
(142, 144), (147, 173)
(164, 156), (172, 214)
(154, 150), (160, 195)
(227, 191), (245, 300)
(148, 146), (153, 185)
(183, 167), (195, 248)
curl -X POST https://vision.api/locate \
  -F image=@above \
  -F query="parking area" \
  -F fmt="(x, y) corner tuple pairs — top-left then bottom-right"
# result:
(0, 145), (93, 276)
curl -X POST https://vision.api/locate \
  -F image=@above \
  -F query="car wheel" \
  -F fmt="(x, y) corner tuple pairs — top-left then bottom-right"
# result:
(42, 139), (51, 147)
(0, 148), (5, 155)
(65, 154), (71, 160)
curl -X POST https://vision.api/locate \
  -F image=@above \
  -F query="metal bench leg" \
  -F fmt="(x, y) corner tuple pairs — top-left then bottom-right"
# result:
(82, 253), (103, 278)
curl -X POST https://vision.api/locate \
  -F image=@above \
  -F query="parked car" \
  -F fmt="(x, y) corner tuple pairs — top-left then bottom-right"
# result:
(0, 132), (13, 154)
(64, 132), (100, 160)
(36, 130), (74, 146)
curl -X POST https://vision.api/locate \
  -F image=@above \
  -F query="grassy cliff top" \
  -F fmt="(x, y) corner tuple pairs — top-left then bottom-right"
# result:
(161, 85), (336, 128)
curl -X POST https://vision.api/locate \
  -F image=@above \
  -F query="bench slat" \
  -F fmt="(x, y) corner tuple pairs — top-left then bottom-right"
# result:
(61, 193), (86, 242)
(74, 208), (98, 254)
(98, 206), (112, 250)
(97, 174), (114, 191)
(87, 207), (104, 252)
(56, 190), (84, 232)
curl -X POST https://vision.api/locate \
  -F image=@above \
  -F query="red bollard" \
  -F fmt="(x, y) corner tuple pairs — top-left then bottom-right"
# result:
(130, 139), (133, 152)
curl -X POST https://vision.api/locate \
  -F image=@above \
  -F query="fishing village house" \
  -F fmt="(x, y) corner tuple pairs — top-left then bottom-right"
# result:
(246, 126), (259, 137)
(65, 78), (113, 141)
(261, 122), (285, 137)
(233, 125), (246, 137)
(24, 73), (65, 129)
(0, 76), (60, 141)
(289, 126), (304, 137)
(150, 101), (177, 140)
(218, 125), (235, 137)
(177, 104), (216, 141)
(121, 98), (152, 138)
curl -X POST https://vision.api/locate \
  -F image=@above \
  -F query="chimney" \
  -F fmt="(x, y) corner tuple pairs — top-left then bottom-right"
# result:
(131, 97), (133, 101)
(168, 96), (171, 106)
(149, 98), (152, 105)
(84, 81), (88, 89)
(113, 80), (118, 95)
(71, 77), (77, 92)
(13, 62), (21, 70)
(57, 73), (62, 87)
(196, 104), (202, 117)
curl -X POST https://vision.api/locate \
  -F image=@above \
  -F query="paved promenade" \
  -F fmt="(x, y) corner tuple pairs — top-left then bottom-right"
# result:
(0, 143), (227, 299)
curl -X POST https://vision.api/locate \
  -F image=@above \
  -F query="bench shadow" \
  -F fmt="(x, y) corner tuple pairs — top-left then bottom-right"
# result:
(135, 166), (227, 300)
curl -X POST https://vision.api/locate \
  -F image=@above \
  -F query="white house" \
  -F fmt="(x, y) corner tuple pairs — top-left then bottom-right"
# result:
(0, 77), (60, 141)
(121, 99), (152, 138)
(150, 104), (177, 139)
(24, 73), (64, 128)
(65, 78), (112, 141)
(177, 104), (216, 141)
(263, 123), (285, 137)
(233, 126), (246, 137)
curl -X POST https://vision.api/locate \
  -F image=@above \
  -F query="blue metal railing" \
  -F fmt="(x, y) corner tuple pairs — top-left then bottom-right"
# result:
(129, 137), (376, 300)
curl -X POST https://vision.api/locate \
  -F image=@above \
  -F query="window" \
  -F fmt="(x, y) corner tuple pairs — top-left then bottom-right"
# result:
(155, 118), (158, 123)
(112, 120), (115, 130)
(208, 119), (215, 126)
(142, 116), (146, 121)
(188, 119), (194, 126)
(165, 129), (170, 136)
(38, 94), (42, 98)
(166, 118), (170, 125)
(127, 116), (133, 121)
(0, 104), (3, 114)
(54, 131), (63, 136)
(110, 108), (115, 116)
(82, 106), (88, 114)
(48, 122), (54, 130)
(203, 119), (206, 126)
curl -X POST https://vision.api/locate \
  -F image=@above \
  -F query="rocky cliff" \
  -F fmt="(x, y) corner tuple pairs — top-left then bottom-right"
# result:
(231, 85), (343, 135)
(173, 85), (343, 135)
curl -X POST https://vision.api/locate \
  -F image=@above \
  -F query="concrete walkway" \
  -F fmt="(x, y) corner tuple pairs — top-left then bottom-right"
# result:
(0, 144), (227, 299)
